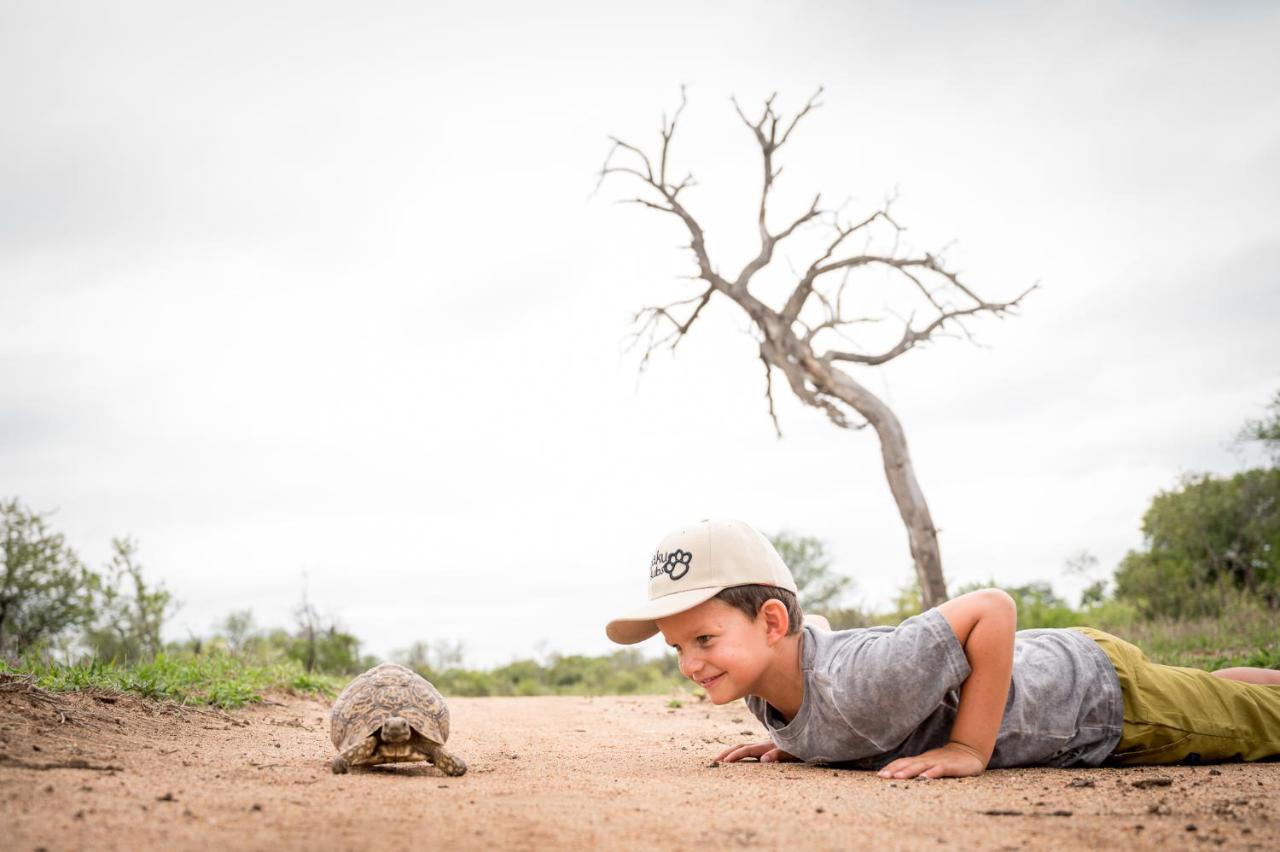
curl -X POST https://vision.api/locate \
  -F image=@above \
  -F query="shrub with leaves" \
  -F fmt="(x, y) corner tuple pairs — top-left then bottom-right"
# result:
(1114, 469), (1280, 618)
(83, 538), (179, 662)
(769, 531), (852, 614)
(0, 499), (97, 657)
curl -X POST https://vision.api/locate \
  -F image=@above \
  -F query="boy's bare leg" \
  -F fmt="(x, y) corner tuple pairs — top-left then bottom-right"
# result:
(1211, 667), (1280, 685)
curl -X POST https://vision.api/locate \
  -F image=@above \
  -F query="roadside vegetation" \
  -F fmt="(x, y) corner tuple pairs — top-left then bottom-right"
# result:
(3, 391), (1278, 706)
(1, 654), (340, 709)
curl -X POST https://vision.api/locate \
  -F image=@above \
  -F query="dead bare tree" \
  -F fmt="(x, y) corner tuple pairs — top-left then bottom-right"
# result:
(599, 89), (1034, 609)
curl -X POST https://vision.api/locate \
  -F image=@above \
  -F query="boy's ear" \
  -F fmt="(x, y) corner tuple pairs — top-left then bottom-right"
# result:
(759, 598), (790, 644)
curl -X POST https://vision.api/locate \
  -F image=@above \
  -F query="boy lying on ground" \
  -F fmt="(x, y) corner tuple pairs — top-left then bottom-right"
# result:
(606, 519), (1280, 777)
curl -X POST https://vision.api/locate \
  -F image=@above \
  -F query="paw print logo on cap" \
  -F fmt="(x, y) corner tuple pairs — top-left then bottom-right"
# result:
(663, 549), (692, 581)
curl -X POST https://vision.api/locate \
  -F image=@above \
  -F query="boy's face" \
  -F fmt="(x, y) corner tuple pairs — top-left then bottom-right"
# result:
(655, 598), (772, 704)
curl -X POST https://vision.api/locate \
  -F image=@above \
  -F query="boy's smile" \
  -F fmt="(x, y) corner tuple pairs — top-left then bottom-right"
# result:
(697, 672), (726, 690)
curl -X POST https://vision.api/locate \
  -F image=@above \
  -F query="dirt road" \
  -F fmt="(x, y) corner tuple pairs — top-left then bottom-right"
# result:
(1, 681), (1276, 850)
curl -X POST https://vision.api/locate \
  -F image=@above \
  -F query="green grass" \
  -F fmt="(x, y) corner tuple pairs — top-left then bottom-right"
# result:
(1, 653), (344, 709)
(874, 586), (1280, 673)
(1035, 594), (1280, 671)
(1106, 611), (1280, 671)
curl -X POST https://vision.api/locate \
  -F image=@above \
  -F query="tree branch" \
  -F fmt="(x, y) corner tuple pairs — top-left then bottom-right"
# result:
(730, 89), (827, 292)
(626, 285), (717, 369)
(760, 337), (863, 431)
(598, 94), (731, 294)
(601, 88), (1033, 394)
(759, 349), (783, 438)
(820, 283), (1036, 367)
(782, 204), (902, 321)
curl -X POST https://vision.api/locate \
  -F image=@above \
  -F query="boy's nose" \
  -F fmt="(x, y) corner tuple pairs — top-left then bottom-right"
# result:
(679, 654), (702, 679)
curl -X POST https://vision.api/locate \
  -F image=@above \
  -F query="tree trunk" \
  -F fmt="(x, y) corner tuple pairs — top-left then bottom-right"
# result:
(821, 363), (949, 610)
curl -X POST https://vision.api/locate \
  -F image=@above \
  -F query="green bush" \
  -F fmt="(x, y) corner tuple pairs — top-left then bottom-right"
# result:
(0, 499), (97, 657)
(1114, 469), (1280, 618)
(82, 538), (178, 663)
(769, 531), (852, 613)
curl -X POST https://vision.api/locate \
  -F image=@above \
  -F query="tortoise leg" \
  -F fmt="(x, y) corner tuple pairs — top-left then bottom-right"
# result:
(425, 743), (467, 777)
(332, 735), (379, 773)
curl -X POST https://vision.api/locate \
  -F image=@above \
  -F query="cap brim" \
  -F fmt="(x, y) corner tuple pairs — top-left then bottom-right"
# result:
(605, 586), (723, 645)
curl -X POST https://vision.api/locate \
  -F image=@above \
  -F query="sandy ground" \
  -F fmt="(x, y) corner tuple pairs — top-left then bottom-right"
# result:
(1, 678), (1276, 851)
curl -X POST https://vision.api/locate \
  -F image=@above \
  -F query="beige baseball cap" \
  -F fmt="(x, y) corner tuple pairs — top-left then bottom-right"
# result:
(605, 518), (798, 645)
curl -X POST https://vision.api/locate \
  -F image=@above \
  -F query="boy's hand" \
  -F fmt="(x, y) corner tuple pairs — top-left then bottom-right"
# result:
(715, 741), (797, 764)
(877, 743), (986, 780)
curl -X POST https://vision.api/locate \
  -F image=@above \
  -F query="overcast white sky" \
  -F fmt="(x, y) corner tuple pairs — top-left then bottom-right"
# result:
(3, 1), (1278, 666)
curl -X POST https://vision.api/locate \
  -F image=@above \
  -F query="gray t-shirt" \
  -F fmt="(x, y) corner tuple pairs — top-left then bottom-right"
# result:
(746, 609), (1123, 769)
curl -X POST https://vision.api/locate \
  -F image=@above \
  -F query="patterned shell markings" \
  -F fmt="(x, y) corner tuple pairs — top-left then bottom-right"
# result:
(329, 662), (451, 751)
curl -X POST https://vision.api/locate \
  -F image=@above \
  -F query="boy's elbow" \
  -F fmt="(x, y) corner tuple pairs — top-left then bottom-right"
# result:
(938, 587), (1017, 644)
(979, 588), (1017, 625)
(986, 588), (1016, 613)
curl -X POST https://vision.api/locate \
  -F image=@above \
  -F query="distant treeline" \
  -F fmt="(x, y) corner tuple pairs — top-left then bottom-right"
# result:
(3, 390), (1277, 694)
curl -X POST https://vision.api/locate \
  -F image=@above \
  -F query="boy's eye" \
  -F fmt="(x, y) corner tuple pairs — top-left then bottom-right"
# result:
(696, 635), (712, 646)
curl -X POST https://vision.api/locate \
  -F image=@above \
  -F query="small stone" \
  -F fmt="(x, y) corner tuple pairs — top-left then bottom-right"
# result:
(251, 803), (262, 812)
(1066, 779), (1095, 788)
(815, 807), (825, 813)
(157, 792), (176, 802)
(707, 760), (720, 769)
(1049, 810), (1073, 817)
(1208, 769), (1222, 776)
(32, 744), (42, 752)
(1132, 777), (1173, 789)
(1185, 824), (1197, 832)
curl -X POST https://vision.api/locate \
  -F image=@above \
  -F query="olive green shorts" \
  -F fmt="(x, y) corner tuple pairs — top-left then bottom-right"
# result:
(1073, 627), (1280, 765)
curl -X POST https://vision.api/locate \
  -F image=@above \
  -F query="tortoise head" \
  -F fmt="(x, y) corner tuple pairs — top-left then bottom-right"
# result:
(381, 715), (412, 744)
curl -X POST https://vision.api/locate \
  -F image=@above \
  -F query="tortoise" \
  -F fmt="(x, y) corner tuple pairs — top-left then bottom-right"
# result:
(328, 662), (467, 775)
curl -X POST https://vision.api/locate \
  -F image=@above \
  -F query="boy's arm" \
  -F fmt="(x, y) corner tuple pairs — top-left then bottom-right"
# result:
(878, 588), (1016, 780)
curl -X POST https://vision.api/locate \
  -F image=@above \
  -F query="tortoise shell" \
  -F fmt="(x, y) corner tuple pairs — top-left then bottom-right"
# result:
(329, 662), (450, 751)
